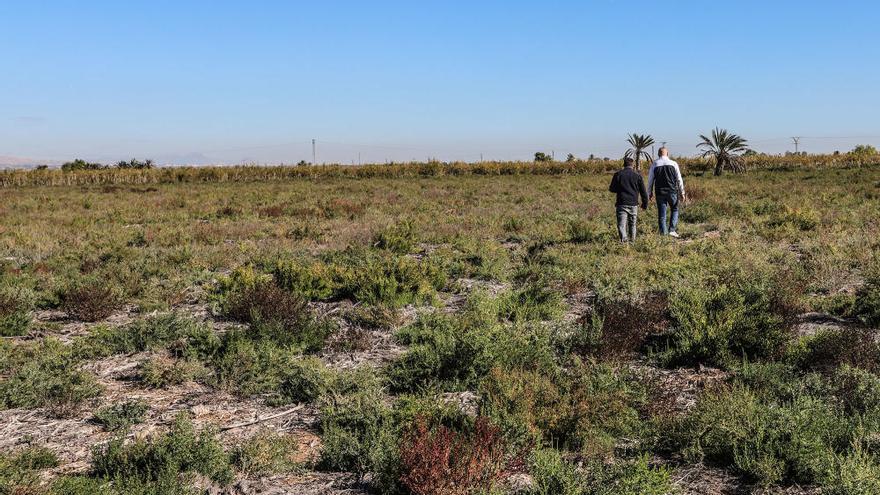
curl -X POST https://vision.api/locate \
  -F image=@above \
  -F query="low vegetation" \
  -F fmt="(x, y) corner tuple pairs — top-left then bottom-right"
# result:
(0, 159), (878, 493)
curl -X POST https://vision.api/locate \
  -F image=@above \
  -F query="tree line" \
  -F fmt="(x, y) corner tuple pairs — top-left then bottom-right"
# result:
(534, 128), (878, 176)
(60, 158), (154, 171)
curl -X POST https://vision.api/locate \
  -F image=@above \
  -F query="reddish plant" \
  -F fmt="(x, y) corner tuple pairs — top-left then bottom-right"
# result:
(224, 280), (308, 327)
(400, 416), (523, 495)
(802, 327), (880, 373)
(589, 291), (670, 360)
(62, 281), (120, 322)
(257, 204), (286, 218)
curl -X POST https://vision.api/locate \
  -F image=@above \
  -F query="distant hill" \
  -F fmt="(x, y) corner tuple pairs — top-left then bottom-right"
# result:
(0, 152), (220, 169)
(0, 156), (63, 169)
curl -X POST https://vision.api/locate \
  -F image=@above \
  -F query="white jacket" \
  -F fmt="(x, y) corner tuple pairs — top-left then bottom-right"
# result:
(647, 156), (685, 195)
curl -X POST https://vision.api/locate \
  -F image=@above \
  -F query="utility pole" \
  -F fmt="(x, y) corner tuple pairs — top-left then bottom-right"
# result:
(791, 137), (801, 154)
(312, 139), (316, 164)
(358, 152), (361, 166)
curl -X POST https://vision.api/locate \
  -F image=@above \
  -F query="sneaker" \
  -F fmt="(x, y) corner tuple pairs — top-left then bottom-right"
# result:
(669, 231), (680, 238)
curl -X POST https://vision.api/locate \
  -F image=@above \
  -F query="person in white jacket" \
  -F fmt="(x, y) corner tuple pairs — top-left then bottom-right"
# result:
(646, 147), (686, 237)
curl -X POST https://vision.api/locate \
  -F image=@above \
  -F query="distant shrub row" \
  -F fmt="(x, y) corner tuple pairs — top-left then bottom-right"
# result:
(59, 158), (154, 172)
(3, 154), (879, 187)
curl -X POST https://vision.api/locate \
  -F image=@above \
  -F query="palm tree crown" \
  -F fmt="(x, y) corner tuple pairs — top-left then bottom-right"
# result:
(624, 133), (655, 170)
(697, 128), (750, 176)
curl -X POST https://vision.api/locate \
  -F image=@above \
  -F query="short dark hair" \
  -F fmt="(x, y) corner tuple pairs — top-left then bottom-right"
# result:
(623, 157), (635, 167)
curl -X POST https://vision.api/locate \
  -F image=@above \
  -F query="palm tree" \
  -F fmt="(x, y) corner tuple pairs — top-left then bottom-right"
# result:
(625, 133), (655, 170)
(697, 128), (750, 176)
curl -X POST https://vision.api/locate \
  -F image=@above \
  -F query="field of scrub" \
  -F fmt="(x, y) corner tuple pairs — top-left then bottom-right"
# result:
(1, 164), (880, 494)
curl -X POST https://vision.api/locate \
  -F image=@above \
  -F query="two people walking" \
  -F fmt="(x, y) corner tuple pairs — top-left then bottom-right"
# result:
(608, 147), (686, 242)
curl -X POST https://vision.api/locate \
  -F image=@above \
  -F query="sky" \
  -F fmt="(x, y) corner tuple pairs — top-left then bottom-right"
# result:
(2, 0), (879, 165)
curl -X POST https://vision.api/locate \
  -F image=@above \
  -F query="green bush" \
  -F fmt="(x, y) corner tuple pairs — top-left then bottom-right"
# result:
(0, 446), (58, 494)
(336, 249), (446, 308)
(211, 333), (329, 404)
(91, 413), (233, 490)
(765, 206), (820, 232)
(0, 286), (34, 337)
(94, 400), (149, 431)
(451, 240), (512, 281)
(373, 221), (417, 254)
(0, 338), (102, 416)
(343, 304), (402, 330)
(221, 248), (448, 310)
(318, 368), (401, 490)
(231, 430), (303, 476)
(271, 260), (338, 300)
(276, 355), (331, 405)
(821, 445), (880, 495)
(586, 455), (673, 495)
(389, 312), (492, 393)
(529, 448), (585, 495)
(829, 365), (880, 416)
(212, 336), (292, 397)
(675, 386), (803, 484)
(136, 356), (209, 388)
(568, 220), (598, 244)
(794, 327), (880, 373)
(671, 369), (876, 488)
(218, 276), (333, 353)
(76, 314), (220, 360)
(50, 476), (115, 495)
(498, 280), (565, 323)
(389, 289), (569, 394)
(528, 449), (673, 495)
(480, 359), (645, 455)
(659, 267), (799, 368)
(853, 272), (880, 327)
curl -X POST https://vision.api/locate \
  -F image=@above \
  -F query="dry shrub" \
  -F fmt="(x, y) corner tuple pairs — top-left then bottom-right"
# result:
(216, 204), (240, 218)
(289, 199), (365, 220)
(257, 204), (286, 218)
(400, 416), (523, 495)
(800, 327), (880, 373)
(328, 325), (371, 353)
(79, 257), (102, 274)
(684, 184), (708, 204)
(344, 305), (402, 330)
(221, 280), (332, 351)
(61, 281), (120, 322)
(588, 292), (670, 360)
(322, 198), (365, 219)
(224, 280), (308, 326)
(0, 288), (33, 336)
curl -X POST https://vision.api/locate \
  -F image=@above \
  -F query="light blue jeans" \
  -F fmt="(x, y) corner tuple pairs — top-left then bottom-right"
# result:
(656, 193), (679, 234)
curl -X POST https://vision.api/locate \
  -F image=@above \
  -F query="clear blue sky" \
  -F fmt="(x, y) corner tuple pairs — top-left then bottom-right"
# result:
(2, 1), (879, 165)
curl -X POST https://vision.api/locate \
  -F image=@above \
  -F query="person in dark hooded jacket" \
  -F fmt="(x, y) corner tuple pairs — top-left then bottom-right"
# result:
(609, 157), (648, 242)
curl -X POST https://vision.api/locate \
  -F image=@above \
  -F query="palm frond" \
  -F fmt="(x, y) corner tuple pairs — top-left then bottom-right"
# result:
(698, 127), (750, 175)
